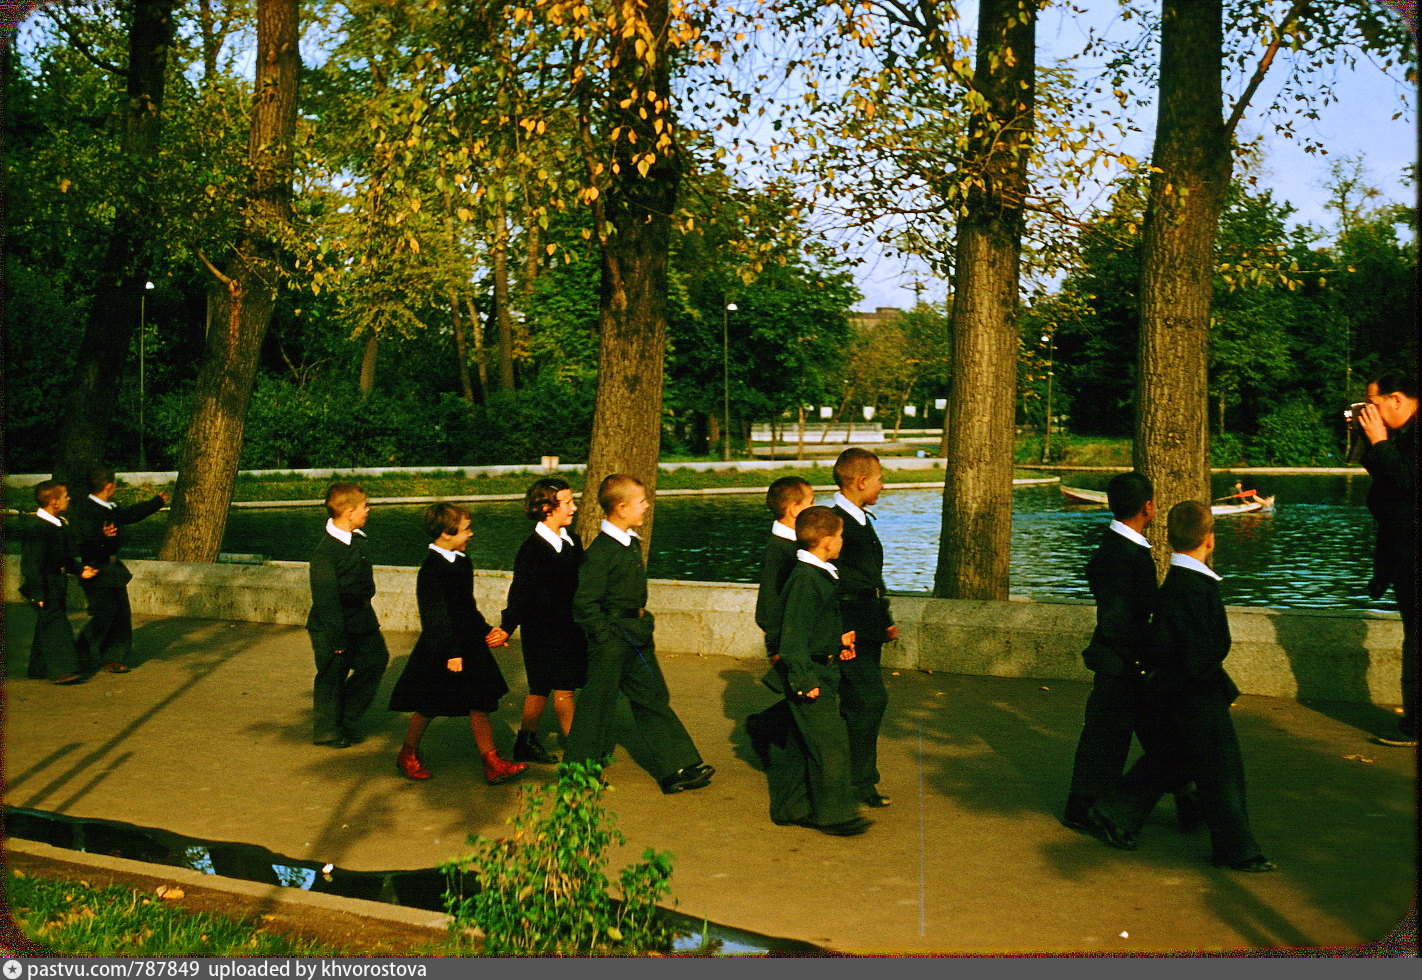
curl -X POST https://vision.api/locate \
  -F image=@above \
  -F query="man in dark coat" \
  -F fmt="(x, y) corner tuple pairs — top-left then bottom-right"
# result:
(1359, 366), (1419, 747)
(69, 466), (167, 674)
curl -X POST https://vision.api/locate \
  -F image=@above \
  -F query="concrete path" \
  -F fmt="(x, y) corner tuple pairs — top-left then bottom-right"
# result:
(2, 603), (1415, 955)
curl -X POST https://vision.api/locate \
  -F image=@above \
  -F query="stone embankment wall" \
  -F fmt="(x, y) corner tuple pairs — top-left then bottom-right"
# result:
(3, 556), (1402, 707)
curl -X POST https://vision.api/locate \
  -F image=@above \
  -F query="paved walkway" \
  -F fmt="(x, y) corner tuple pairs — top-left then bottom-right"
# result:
(2, 603), (1415, 954)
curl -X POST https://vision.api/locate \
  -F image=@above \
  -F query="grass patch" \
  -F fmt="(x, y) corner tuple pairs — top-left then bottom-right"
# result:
(5, 871), (362, 956)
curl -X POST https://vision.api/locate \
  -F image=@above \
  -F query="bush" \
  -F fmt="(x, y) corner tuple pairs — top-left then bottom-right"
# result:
(1209, 431), (1248, 467)
(442, 760), (675, 955)
(1248, 395), (1343, 466)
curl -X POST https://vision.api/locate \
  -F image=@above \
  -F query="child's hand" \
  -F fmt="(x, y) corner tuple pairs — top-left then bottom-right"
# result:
(486, 627), (509, 648)
(886, 625), (899, 642)
(447, 657), (463, 672)
(101, 522), (118, 537)
(840, 631), (856, 660)
(802, 687), (820, 700)
(81, 566), (99, 579)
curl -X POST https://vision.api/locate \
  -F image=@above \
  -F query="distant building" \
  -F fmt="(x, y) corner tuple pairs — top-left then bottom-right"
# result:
(848, 306), (905, 333)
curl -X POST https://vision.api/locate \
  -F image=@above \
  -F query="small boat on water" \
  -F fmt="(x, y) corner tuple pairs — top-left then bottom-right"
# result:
(1060, 486), (1275, 515)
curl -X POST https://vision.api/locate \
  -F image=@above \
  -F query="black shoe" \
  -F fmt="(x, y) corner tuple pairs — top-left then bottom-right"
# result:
(1372, 732), (1419, 748)
(1062, 795), (1093, 833)
(1213, 854), (1277, 872)
(861, 790), (891, 808)
(814, 816), (873, 837)
(514, 730), (559, 764)
(315, 736), (353, 748)
(1083, 805), (1139, 851)
(658, 763), (715, 794)
(1173, 789), (1204, 833)
(53, 673), (89, 686)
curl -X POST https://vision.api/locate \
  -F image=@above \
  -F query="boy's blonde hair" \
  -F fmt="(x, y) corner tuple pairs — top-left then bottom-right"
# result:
(597, 474), (644, 515)
(833, 447), (881, 489)
(795, 505), (843, 550)
(766, 476), (813, 518)
(324, 482), (366, 519)
(1166, 500), (1213, 552)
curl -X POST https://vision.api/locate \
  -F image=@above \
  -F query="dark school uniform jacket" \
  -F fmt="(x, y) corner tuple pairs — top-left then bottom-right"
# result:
(20, 514), (79, 606)
(501, 528), (587, 660)
(70, 493), (166, 589)
(777, 560), (846, 700)
(1361, 415), (1417, 595)
(1081, 526), (1158, 675)
(754, 528), (800, 656)
(832, 503), (893, 637)
(306, 527), (381, 649)
(1143, 563), (1237, 702)
(573, 530), (653, 647)
(389, 550), (508, 714)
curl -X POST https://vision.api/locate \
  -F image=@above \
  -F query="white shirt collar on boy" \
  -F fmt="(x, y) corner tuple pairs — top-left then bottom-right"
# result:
(325, 519), (366, 546)
(89, 494), (115, 510)
(832, 492), (869, 525)
(599, 520), (640, 547)
(1109, 520), (1152, 550)
(771, 520), (797, 541)
(536, 521), (575, 553)
(796, 549), (839, 579)
(428, 542), (463, 562)
(36, 509), (63, 527)
(1170, 553), (1222, 581)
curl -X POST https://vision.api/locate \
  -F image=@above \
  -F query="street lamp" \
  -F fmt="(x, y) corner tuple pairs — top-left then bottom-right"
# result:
(1040, 329), (1055, 465)
(140, 280), (154, 470)
(722, 302), (737, 461)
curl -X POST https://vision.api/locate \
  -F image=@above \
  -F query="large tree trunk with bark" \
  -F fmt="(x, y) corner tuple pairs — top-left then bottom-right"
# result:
(492, 200), (517, 391)
(933, 0), (1036, 600)
(1135, 0), (1232, 574)
(158, 0), (299, 562)
(574, 0), (680, 556)
(53, 0), (175, 492)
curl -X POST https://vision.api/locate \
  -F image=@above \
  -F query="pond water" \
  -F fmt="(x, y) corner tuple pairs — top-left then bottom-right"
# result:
(105, 473), (1387, 612)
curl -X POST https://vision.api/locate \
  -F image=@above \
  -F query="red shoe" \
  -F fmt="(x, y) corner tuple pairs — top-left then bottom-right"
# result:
(397, 747), (432, 781)
(482, 750), (528, 785)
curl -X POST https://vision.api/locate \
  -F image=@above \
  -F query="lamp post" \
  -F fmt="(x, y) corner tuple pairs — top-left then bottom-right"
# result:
(1040, 329), (1054, 465)
(140, 280), (154, 470)
(722, 302), (737, 461)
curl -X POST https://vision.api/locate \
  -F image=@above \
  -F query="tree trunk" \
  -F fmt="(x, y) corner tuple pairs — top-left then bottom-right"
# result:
(574, 0), (680, 556)
(53, 0), (176, 492)
(450, 291), (475, 402)
(492, 200), (517, 391)
(464, 295), (489, 396)
(1135, 0), (1232, 575)
(158, 0), (299, 562)
(933, 0), (1036, 600)
(358, 330), (378, 398)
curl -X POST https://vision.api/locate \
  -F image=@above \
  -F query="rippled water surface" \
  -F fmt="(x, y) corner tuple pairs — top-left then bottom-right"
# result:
(109, 473), (1388, 611)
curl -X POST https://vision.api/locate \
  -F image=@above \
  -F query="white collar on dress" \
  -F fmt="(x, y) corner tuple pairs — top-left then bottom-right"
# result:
(832, 492), (869, 525)
(535, 521), (575, 553)
(428, 542), (463, 562)
(36, 509), (64, 527)
(796, 549), (839, 579)
(1109, 521), (1152, 550)
(771, 520), (797, 541)
(325, 519), (366, 546)
(1170, 553), (1222, 581)
(89, 494), (116, 510)
(599, 520), (639, 547)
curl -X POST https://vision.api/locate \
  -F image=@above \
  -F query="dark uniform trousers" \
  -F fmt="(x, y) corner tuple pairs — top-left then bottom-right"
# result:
(30, 577), (87, 679)
(1068, 671), (1147, 800)
(563, 615), (701, 780)
(1094, 683), (1261, 865)
(77, 582), (132, 670)
(763, 660), (858, 827)
(310, 629), (390, 742)
(1395, 564), (1417, 738)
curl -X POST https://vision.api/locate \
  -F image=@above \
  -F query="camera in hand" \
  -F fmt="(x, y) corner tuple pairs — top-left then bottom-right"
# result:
(1343, 401), (1369, 463)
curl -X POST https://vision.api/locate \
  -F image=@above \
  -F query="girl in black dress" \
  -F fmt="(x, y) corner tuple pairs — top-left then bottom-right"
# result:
(501, 477), (588, 763)
(391, 503), (528, 785)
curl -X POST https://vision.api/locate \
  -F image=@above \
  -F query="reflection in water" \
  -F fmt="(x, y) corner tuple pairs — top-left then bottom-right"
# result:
(104, 474), (1386, 612)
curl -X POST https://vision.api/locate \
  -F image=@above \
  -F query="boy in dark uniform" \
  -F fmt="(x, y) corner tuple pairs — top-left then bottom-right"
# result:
(69, 466), (167, 674)
(831, 448), (896, 808)
(564, 474), (715, 794)
(1062, 472), (1200, 833)
(306, 482), (390, 748)
(761, 506), (869, 836)
(745, 476), (815, 766)
(1084, 501), (1275, 872)
(19, 480), (95, 684)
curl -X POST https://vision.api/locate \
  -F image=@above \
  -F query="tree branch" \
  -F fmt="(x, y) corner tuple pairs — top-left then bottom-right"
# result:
(1224, 0), (1311, 138)
(56, 18), (129, 78)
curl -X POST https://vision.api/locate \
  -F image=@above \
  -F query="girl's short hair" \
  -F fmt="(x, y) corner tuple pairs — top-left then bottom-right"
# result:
(423, 502), (470, 541)
(524, 477), (572, 520)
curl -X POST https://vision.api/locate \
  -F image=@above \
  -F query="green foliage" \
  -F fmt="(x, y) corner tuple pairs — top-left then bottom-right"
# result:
(1208, 431), (1248, 467)
(442, 760), (675, 956)
(1248, 395), (1342, 466)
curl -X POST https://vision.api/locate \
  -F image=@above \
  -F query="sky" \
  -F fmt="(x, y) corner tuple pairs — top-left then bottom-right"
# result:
(848, 1), (1418, 311)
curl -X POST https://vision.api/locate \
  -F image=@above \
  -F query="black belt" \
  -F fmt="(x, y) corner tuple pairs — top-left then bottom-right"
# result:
(614, 608), (646, 619)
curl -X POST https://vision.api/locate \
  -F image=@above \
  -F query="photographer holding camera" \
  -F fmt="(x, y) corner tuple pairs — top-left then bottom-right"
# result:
(1358, 367), (1418, 748)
